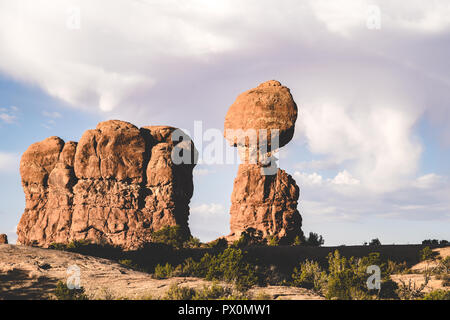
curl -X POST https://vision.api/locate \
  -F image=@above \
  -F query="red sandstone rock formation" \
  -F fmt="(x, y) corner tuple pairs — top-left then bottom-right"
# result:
(17, 120), (196, 250)
(0, 234), (7, 244)
(224, 80), (304, 244)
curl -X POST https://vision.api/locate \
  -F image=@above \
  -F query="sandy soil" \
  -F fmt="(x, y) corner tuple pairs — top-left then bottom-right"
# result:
(391, 247), (450, 293)
(0, 244), (323, 300)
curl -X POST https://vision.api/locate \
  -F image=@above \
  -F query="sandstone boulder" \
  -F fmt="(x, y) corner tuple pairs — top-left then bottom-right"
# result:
(17, 120), (196, 250)
(224, 80), (298, 152)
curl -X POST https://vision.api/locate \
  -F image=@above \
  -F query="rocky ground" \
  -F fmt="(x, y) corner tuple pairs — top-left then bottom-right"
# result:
(0, 244), (322, 300)
(1, 244), (448, 300)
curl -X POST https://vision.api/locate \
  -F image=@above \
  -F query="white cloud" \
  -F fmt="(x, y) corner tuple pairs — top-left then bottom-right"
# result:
(191, 203), (226, 216)
(299, 102), (422, 192)
(331, 170), (360, 186)
(42, 111), (62, 119)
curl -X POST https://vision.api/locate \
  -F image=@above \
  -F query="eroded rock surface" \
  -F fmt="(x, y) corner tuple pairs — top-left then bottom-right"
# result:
(0, 234), (7, 244)
(225, 81), (303, 244)
(17, 120), (196, 250)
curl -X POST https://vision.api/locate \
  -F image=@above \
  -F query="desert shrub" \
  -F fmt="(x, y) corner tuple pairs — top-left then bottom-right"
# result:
(119, 259), (137, 269)
(48, 240), (123, 260)
(183, 236), (202, 248)
(252, 291), (271, 300)
(422, 289), (450, 300)
(163, 283), (248, 300)
(232, 228), (268, 248)
(193, 283), (233, 300)
(437, 256), (450, 274)
(304, 232), (324, 247)
(420, 246), (434, 261)
(396, 273), (430, 300)
(369, 238), (381, 246)
(291, 260), (327, 294)
(325, 250), (382, 300)
(54, 281), (88, 300)
(293, 235), (303, 246)
(208, 238), (228, 249)
(163, 283), (197, 300)
(204, 248), (258, 291)
(151, 226), (190, 249)
(257, 265), (286, 286)
(177, 248), (258, 292)
(385, 260), (410, 275)
(422, 239), (449, 246)
(153, 263), (174, 279)
(267, 235), (279, 246)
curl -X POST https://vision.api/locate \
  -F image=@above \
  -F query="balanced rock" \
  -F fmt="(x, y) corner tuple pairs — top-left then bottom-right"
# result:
(17, 120), (196, 250)
(0, 234), (7, 244)
(225, 81), (304, 244)
(224, 80), (298, 151)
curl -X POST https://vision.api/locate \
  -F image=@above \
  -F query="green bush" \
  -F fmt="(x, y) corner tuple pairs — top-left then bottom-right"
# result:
(369, 238), (381, 246)
(422, 289), (450, 300)
(305, 232), (324, 247)
(183, 236), (202, 248)
(154, 263), (174, 279)
(54, 281), (88, 300)
(207, 238), (228, 249)
(325, 250), (382, 300)
(151, 226), (190, 249)
(162, 283), (248, 300)
(291, 260), (327, 294)
(420, 246), (434, 261)
(163, 283), (197, 300)
(176, 248), (258, 292)
(293, 235), (303, 246)
(193, 283), (233, 300)
(385, 260), (410, 275)
(267, 235), (279, 247)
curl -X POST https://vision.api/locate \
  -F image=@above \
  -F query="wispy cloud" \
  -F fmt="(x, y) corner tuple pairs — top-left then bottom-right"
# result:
(0, 106), (19, 124)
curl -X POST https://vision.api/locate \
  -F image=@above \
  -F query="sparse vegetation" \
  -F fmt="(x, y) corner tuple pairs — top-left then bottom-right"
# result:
(422, 289), (450, 300)
(420, 246), (434, 261)
(54, 281), (89, 300)
(396, 273), (431, 300)
(422, 239), (449, 246)
(162, 283), (248, 300)
(153, 263), (175, 279)
(291, 260), (327, 294)
(304, 232), (324, 247)
(150, 225), (191, 249)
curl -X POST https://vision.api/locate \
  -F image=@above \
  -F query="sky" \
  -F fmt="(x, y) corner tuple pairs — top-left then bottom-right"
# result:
(0, 0), (449, 246)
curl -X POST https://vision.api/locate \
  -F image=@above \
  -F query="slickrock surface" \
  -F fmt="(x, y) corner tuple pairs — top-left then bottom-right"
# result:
(224, 81), (303, 244)
(17, 120), (196, 250)
(0, 245), (323, 300)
